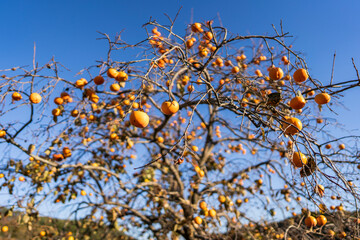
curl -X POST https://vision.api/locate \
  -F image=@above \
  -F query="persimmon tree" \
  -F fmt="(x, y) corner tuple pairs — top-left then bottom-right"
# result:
(1, 15), (360, 239)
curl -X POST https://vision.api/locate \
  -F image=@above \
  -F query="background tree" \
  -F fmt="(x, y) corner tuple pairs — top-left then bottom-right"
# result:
(0, 15), (360, 239)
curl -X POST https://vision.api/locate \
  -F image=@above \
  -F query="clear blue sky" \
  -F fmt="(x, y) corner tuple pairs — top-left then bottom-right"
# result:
(1, 0), (360, 225)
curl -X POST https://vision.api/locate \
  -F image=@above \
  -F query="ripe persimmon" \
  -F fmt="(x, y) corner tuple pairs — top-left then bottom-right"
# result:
(194, 216), (203, 225)
(54, 97), (64, 105)
(268, 67), (284, 80)
(199, 201), (207, 210)
(317, 215), (327, 226)
(282, 117), (302, 135)
(191, 23), (203, 33)
(161, 101), (179, 115)
(315, 93), (331, 105)
(209, 209), (216, 218)
(291, 152), (308, 167)
(75, 78), (88, 88)
(107, 68), (118, 78)
(130, 111), (149, 128)
(304, 216), (317, 227)
(110, 83), (120, 92)
(115, 71), (128, 82)
(52, 108), (61, 116)
(94, 75), (105, 85)
(293, 68), (308, 83)
(290, 96), (306, 109)
(30, 93), (42, 104)
(231, 66), (240, 74)
(199, 48), (209, 57)
(0, 130), (6, 138)
(12, 92), (22, 101)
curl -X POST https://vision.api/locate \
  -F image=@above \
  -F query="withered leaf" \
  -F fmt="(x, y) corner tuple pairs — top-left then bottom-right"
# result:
(300, 157), (316, 177)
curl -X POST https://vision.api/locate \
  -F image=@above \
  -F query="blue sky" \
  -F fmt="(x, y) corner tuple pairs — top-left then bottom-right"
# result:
(1, 0), (360, 226)
(1, 0), (359, 130)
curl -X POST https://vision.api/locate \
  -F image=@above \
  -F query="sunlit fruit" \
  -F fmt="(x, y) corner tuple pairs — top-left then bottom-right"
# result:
(75, 78), (87, 88)
(110, 83), (120, 92)
(269, 67), (284, 80)
(191, 23), (203, 33)
(194, 216), (203, 225)
(218, 195), (226, 203)
(130, 111), (149, 128)
(107, 68), (118, 78)
(304, 216), (317, 227)
(291, 152), (308, 167)
(12, 92), (22, 101)
(290, 96), (306, 109)
(282, 117), (302, 135)
(1, 226), (8, 232)
(115, 71), (128, 82)
(293, 68), (308, 83)
(209, 209), (216, 218)
(29, 93), (42, 104)
(161, 101), (179, 115)
(317, 215), (327, 226)
(315, 93), (331, 105)
(0, 130), (6, 138)
(199, 201), (207, 210)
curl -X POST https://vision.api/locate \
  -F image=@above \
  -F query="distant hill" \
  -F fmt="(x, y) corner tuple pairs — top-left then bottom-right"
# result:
(0, 207), (134, 240)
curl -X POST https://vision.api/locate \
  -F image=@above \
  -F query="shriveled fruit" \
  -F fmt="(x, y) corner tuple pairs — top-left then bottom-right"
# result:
(161, 101), (179, 115)
(305, 216), (317, 227)
(291, 152), (308, 167)
(315, 93), (331, 105)
(282, 117), (302, 135)
(12, 92), (22, 101)
(130, 111), (149, 128)
(290, 96), (306, 109)
(317, 215), (327, 226)
(94, 75), (105, 85)
(30, 93), (42, 104)
(269, 67), (284, 80)
(293, 68), (308, 83)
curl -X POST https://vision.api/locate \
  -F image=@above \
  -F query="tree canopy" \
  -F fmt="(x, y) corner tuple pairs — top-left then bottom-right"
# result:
(0, 16), (360, 239)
